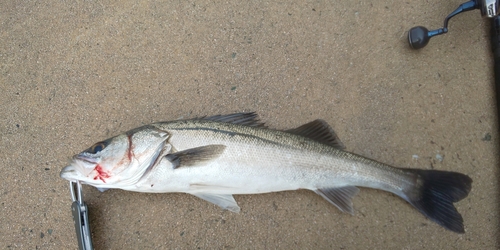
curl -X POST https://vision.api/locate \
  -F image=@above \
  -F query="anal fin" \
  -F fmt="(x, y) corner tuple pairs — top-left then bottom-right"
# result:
(190, 193), (241, 213)
(314, 186), (360, 214)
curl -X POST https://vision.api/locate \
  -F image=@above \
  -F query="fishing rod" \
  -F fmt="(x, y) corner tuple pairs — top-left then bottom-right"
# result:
(408, 0), (500, 121)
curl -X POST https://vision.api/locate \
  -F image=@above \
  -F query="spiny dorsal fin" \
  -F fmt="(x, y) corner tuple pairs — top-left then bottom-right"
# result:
(165, 145), (226, 169)
(286, 119), (345, 149)
(203, 112), (266, 127)
(314, 186), (360, 214)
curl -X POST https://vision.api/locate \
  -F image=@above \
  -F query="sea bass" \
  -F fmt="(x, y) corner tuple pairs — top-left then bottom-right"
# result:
(60, 112), (472, 233)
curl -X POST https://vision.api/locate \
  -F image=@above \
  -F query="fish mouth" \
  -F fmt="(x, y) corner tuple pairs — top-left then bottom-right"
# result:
(61, 155), (98, 181)
(60, 165), (79, 181)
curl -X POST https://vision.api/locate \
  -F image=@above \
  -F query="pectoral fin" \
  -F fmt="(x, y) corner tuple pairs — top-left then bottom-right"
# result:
(165, 145), (226, 169)
(190, 193), (241, 213)
(314, 186), (360, 214)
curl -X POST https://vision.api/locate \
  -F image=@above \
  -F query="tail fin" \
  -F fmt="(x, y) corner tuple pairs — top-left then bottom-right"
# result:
(402, 169), (472, 233)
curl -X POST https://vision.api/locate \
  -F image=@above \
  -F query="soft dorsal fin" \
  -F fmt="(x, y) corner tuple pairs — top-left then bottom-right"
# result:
(165, 145), (226, 169)
(203, 112), (266, 127)
(286, 119), (345, 149)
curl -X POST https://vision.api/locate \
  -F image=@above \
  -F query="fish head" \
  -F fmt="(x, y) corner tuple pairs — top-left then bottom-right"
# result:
(60, 126), (169, 188)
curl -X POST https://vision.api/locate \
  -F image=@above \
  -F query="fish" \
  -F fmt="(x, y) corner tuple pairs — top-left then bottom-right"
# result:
(60, 112), (472, 233)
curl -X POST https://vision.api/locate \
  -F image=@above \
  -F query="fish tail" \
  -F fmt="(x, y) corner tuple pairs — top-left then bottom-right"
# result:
(402, 169), (472, 233)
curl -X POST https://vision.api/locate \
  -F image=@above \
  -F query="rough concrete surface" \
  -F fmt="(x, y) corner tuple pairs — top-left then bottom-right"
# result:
(1, 0), (498, 249)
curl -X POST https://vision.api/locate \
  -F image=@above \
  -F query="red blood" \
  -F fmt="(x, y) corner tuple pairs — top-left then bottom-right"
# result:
(94, 164), (111, 183)
(127, 134), (133, 161)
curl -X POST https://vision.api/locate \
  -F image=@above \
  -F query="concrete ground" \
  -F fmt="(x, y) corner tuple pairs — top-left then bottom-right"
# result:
(1, 0), (498, 249)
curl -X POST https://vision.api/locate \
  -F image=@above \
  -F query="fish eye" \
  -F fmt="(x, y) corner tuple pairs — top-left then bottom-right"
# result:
(87, 141), (107, 154)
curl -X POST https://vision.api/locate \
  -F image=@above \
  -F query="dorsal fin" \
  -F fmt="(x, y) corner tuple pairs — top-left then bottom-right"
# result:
(286, 119), (345, 149)
(203, 112), (266, 127)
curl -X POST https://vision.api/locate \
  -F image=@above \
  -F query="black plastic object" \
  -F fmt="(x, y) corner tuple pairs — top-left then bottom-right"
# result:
(492, 16), (500, 120)
(408, 26), (448, 49)
(408, 1), (479, 49)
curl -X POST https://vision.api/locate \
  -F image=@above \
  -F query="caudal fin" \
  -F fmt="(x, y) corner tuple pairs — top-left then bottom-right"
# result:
(403, 169), (472, 233)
